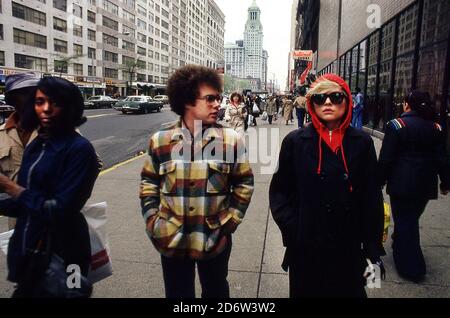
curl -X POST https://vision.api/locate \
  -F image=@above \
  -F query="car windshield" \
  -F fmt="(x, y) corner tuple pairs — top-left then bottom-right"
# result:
(126, 97), (145, 101)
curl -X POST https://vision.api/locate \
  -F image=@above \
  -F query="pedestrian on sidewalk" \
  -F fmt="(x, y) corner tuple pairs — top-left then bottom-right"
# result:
(140, 65), (254, 298)
(351, 87), (364, 130)
(293, 88), (307, 129)
(224, 92), (246, 138)
(282, 96), (294, 125)
(248, 94), (260, 127)
(269, 74), (385, 298)
(378, 90), (450, 283)
(265, 94), (277, 125)
(0, 73), (40, 230)
(0, 77), (101, 297)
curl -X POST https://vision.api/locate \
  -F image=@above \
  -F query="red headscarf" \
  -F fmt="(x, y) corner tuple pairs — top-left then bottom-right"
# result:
(306, 74), (353, 190)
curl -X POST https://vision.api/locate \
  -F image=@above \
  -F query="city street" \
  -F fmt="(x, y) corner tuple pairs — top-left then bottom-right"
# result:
(1, 118), (448, 298)
(81, 106), (178, 169)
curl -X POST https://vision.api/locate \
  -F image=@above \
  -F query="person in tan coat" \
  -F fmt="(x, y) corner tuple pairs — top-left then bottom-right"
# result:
(225, 92), (246, 138)
(283, 96), (294, 125)
(0, 73), (39, 229)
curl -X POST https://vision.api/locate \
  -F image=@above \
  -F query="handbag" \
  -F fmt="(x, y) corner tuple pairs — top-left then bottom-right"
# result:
(23, 230), (92, 298)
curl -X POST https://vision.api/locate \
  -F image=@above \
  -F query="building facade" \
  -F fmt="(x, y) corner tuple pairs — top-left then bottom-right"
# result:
(204, 0), (225, 70)
(224, 0), (267, 90)
(244, 0), (263, 81)
(0, 0), (225, 98)
(224, 40), (245, 78)
(293, 0), (450, 147)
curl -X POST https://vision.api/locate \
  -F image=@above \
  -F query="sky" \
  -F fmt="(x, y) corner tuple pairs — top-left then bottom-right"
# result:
(214, 0), (294, 90)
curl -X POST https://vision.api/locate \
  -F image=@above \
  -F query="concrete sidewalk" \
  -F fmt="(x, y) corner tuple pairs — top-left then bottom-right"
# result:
(0, 118), (448, 298)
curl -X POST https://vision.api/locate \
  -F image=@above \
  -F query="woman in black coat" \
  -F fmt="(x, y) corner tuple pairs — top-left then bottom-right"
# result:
(378, 90), (450, 282)
(269, 74), (385, 298)
(0, 77), (101, 297)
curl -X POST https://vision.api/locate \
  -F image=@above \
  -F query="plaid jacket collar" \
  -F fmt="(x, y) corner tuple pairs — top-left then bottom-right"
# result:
(171, 118), (222, 142)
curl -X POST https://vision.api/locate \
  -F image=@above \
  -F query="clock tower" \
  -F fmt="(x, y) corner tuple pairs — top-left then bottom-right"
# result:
(244, 0), (264, 83)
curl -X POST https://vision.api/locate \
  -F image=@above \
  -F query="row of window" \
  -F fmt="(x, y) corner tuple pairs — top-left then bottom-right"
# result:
(8, 49), (184, 77)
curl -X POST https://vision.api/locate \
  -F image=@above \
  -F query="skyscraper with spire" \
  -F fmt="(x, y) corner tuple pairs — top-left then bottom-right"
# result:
(225, 0), (267, 90)
(244, 0), (264, 82)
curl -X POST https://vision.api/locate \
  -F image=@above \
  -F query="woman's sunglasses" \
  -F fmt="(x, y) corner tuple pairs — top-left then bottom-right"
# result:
(311, 92), (347, 106)
(197, 94), (223, 103)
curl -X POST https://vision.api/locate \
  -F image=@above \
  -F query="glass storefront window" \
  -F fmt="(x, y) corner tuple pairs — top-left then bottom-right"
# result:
(339, 55), (345, 78)
(358, 40), (367, 92)
(379, 20), (396, 128)
(367, 31), (379, 128)
(417, 0), (449, 120)
(417, 42), (447, 110)
(350, 46), (359, 92)
(394, 4), (418, 118)
(345, 50), (352, 86)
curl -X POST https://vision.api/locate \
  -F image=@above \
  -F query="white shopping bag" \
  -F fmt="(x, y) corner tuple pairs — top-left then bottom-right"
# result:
(261, 111), (268, 121)
(81, 202), (113, 284)
(247, 114), (254, 125)
(0, 230), (14, 256)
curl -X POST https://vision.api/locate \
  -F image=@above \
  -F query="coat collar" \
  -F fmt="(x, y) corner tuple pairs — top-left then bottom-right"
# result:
(171, 118), (222, 142)
(299, 124), (364, 139)
(400, 110), (419, 118)
(34, 130), (79, 152)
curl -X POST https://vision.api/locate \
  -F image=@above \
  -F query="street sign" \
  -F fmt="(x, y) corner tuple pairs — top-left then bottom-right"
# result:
(292, 50), (313, 61)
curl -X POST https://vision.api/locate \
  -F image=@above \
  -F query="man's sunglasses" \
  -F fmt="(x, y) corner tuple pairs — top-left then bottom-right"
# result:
(311, 92), (347, 106)
(197, 94), (223, 103)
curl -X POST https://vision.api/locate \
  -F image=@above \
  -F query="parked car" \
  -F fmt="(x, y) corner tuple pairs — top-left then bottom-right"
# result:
(118, 96), (163, 114)
(153, 95), (169, 104)
(84, 96), (118, 109)
(0, 94), (5, 102)
(0, 104), (15, 125)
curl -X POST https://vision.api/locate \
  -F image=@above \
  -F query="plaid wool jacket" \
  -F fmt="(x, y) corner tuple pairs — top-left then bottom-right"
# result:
(140, 119), (254, 259)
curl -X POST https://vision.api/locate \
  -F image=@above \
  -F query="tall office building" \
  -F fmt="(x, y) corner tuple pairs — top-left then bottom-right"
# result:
(244, 0), (263, 81)
(0, 0), (225, 98)
(224, 0), (267, 90)
(204, 0), (225, 70)
(224, 40), (245, 78)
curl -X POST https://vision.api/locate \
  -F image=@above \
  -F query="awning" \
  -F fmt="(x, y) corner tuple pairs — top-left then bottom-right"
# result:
(133, 82), (166, 89)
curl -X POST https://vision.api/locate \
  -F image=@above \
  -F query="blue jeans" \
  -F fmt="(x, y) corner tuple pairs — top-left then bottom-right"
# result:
(160, 236), (232, 298)
(295, 108), (306, 128)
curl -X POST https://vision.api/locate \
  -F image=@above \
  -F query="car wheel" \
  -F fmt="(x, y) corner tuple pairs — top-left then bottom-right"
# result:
(144, 107), (149, 114)
(157, 106), (161, 112)
(122, 110), (127, 114)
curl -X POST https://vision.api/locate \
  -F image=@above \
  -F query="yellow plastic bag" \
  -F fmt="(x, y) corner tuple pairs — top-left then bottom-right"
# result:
(383, 202), (391, 243)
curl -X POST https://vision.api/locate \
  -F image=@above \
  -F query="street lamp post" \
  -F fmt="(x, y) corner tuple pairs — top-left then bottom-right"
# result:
(91, 57), (95, 97)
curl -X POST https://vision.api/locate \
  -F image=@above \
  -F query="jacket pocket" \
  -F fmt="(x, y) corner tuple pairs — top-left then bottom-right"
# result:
(206, 161), (231, 194)
(0, 146), (12, 173)
(159, 161), (177, 194)
(150, 210), (184, 249)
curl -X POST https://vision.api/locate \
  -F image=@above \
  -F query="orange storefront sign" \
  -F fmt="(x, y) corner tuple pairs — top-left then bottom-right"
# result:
(292, 50), (313, 61)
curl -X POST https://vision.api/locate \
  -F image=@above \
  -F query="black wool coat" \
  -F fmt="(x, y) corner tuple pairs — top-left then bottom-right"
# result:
(378, 111), (450, 200)
(269, 125), (385, 296)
